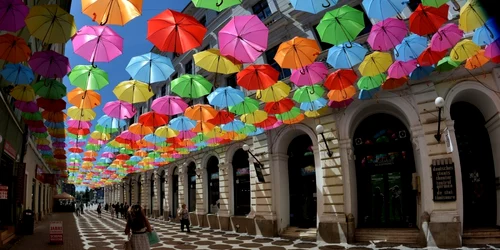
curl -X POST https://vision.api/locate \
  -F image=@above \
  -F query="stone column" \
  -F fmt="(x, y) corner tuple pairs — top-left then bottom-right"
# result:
(178, 164), (188, 209)
(218, 162), (231, 231)
(164, 169), (170, 220)
(141, 173), (147, 211)
(153, 169), (160, 218)
(195, 166), (207, 227)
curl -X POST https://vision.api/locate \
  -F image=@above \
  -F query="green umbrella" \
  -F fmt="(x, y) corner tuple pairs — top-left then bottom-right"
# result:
(148, 152), (161, 158)
(293, 84), (325, 103)
(32, 79), (67, 99)
(67, 134), (88, 140)
(171, 74), (213, 98)
(120, 148), (134, 154)
(68, 65), (109, 91)
(276, 107), (301, 120)
(22, 111), (42, 120)
(436, 56), (461, 72)
(192, 0), (242, 12)
(155, 141), (169, 147)
(357, 73), (386, 90)
(229, 97), (259, 115)
(422, 0), (449, 8)
(192, 133), (208, 143)
(237, 124), (257, 134)
(95, 124), (120, 134)
(316, 5), (365, 46)
(86, 144), (100, 151)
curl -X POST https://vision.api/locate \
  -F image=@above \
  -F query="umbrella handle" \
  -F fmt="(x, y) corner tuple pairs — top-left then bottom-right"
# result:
(299, 67), (308, 75)
(453, 52), (459, 60)
(216, 0), (223, 7)
(396, 13), (403, 20)
(345, 41), (353, 48)
(394, 48), (400, 57)
(322, 0), (331, 8)
(308, 88), (316, 95)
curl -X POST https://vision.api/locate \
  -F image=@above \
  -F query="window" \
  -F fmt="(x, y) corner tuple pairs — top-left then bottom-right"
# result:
(265, 45), (291, 80)
(408, 0), (422, 11)
(202, 44), (210, 51)
(312, 24), (332, 51)
(226, 74), (237, 88)
(171, 73), (178, 81)
(252, 0), (272, 21)
(160, 85), (167, 96)
(354, 5), (373, 37)
(203, 95), (209, 104)
(199, 15), (207, 27)
(185, 61), (193, 74)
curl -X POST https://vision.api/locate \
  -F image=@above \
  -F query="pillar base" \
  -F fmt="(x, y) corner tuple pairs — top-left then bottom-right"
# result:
(428, 222), (461, 248)
(318, 221), (347, 243)
(208, 214), (220, 229)
(189, 213), (198, 226)
(255, 217), (277, 237)
(218, 216), (231, 231)
(230, 216), (256, 235)
(197, 214), (209, 227)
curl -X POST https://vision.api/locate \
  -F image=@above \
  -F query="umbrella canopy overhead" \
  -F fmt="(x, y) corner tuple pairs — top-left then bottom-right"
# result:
(72, 25), (124, 65)
(25, 4), (77, 44)
(81, 0), (143, 26)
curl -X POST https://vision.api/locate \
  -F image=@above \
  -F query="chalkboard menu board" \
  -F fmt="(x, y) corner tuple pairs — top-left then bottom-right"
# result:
(431, 158), (457, 202)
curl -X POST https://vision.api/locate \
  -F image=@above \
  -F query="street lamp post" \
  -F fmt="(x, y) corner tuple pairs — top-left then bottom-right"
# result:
(434, 97), (445, 142)
(242, 144), (263, 167)
(316, 124), (333, 157)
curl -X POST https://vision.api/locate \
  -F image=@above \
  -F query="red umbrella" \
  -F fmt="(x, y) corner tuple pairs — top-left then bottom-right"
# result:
(264, 98), (295, 115)
(68, 147), (83, 153)
(324, 69), (358, 90)
(207, 110), (235, 126)
(37, 98), (66, 111)
(382, 77), (408, 90)
(138, 111), (169, 127)
(409, 4), (449, 36)
(147, 9), (207, 54)
(254, 116), (278, 128)
(67, 127), (91, 135)
(417, 47), (448, 66)
(237, 64), (279, 90)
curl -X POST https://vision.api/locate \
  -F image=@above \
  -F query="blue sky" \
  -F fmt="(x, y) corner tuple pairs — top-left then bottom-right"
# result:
(67, 0), (190, 191)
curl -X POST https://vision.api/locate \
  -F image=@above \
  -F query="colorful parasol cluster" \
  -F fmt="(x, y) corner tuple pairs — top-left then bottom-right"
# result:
(2, 0), (499, 188)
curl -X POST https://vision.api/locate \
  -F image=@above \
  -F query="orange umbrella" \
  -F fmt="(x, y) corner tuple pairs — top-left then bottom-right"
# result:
(0, 34), (31, 63)
(324, 69), (358, 90)
(129, 123), (154, 135)
(327, 85), (357, 102)
(465, 49), (489, 70)
(67, 88), (101, 109)
(138, 111), (168, 127)
(82, 0), (143, 26)
(274, 36), (320, 70)
(192, 121), (215, 133)
(282, 113), (305, 124)
(184, 104), (217, 121)
(382, 77), (408, 90)
(237, 64), (279, 90)
(134, 150), (148, 157)
(42, 110), (67, 122)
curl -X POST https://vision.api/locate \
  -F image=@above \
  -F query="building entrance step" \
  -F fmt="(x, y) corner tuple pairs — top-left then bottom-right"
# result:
(281, 226), (317, 241)
(463, 227), (500, 247)
(354, 228), (421, 247)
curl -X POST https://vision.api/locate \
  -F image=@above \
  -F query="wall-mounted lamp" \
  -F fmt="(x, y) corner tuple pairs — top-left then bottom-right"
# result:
(242, 144), (263, 167)
(434, 97), (445, 142)
(316, 125), (333, 157)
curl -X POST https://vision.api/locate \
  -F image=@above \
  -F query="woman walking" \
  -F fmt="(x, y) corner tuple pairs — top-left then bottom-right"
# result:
(110, 203), (115, 219)
(125, 205), (152, 250)
(178, 204), (190, 233)
(97, 203), (102, 218)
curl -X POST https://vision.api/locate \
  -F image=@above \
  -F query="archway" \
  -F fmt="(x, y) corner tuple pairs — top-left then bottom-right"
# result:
(150, 172), (155, 215)
(451, 102), (497, 228)
(171, 167), (179, 218)
(187, 162), (197, 212)
(232, 148), (250, 216)
(160, 170), (165, 216)
(207, 156), (220, 214)
(353, 113), (416, 228)
(288, 134), (317, 228)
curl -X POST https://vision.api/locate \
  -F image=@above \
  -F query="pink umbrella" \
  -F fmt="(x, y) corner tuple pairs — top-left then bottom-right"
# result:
(29, 126), (47, 133)
(101, 152), (115, 158)
(208, 138), (223, 144)
(329, 99), (354, 109)
(485, 39), (500, 59)
(388, 59), (417, 79)
(28, 50), (70, 78)
(290, 62), (328, 86)
(151, 95), (188, 115)
(67, 119), (92, 129)
(103, 100), (136, 119)
(172, 153), (182, 159)
(14, 100), (38, 112)
(0, 0), (29, 32)
(88, 138), (106, 145)
(218, 15), (269, 63)
(430, 23), (464, 51)
(72, 25), (124, 65)
(177, 130), (196, 140)
(52, 142), (66, 148)
(367, 18), (408, 52)
(69, 141), (86, 147)
(116, 130), (142, 143)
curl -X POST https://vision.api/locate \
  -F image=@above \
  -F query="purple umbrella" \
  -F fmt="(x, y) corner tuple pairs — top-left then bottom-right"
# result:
(430, 23), (464, 52)
(290, 62), (328, 86)
(101, 152), (115, 158)
(14, 100), (38, 112)
(52, 142), (66, 148)
(72, 25), (124, 66)
(367, 18), (408, 52)
(69, 141), (86, 147)
(388, 59), (417, 78)
(37, 145), (51, 151)
(0, 0), (29, 32)
(103, 100), (136, 119)
(29, 126), (47, 133)
(28, 50), (70, 78)
(178, 130), (196, 140)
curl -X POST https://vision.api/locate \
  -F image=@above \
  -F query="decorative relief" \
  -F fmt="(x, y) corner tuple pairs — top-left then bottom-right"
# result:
(195, 168), (203, 178)
(218, 163), (229, 172)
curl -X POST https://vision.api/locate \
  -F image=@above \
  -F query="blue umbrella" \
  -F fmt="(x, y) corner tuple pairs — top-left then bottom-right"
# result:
(169, 116), (196, 131)
(126, 52), (175, 84)
(327, 42), (368, 69)
(473, 18), (500, 46)
(130, 156), (142, 162)
(207, 86), (245, 108)
(68, 153), (82, 160)
(362, 0), (407, 21)
(247, 127), (265, 136)
(194, 142), (207, 149)
(300, 97), (328, 111)
(410, 65), (434, 80)
(394, 34), (428, 62)
(221, 120), (246, 131)
(143, 134), (163, 143)
(52, 137), (66, 143)
(98, 157), (112, 164)
(289, 0), (338, 14)
(1, 63), (34, 84)
(97, 115), (126, 129)
(44, 121), (65, 129)
(358, 87), (380, 100)
(102, 146), (119, 153)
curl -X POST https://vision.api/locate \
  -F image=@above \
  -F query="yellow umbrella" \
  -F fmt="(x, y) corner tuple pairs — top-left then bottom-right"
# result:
(203, 126), (224, 138)
(107, 140), (124, 148)
(10, 85), (35, 101)
(358, 52), (393, 77)
(81, 0), (143, 26)
(459, 0), (488, 32)
(257, 81), (291, 102)
(35, 138), (51, 145)
(193, 49), (242, 74)
(90, 131), (110, 140)
(155, 126), (179, 138)
(451, 39), (480, 62)
(241, 110), (268, 124)
(113, 80), (153, 104)
(305, 107), (329, 118)
(67, 106), (96, 121)
(25, 5), (77, 44)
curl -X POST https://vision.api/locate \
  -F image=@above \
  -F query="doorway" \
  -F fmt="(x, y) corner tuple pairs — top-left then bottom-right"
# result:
(353, 113), (417, 228)
(232, 149), (250, 216)
(288, 135), (317, 228)
(171, 167), (179, 218)
(207, 156), (220, 214)
(451, 102), (497, 228)
(160, 170), (165, 216)
(187, 163), (196, 212)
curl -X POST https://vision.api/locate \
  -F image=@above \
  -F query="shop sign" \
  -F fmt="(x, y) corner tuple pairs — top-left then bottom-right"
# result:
(431, 158), (457, 202)
(253, 163), (265, 183)
(35, 165), (45, 182)
(0, 185), (8, 199)
(4, 141), (16, 159)
(49, 221), (63, 243)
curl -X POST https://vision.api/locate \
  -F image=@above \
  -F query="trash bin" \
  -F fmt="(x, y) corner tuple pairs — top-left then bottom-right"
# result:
(22, 209), (34, 235)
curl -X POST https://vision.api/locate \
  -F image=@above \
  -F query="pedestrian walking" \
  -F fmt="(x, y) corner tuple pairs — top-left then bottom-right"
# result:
(116, 202), (120, 218)
(110, 203), (115, 219)
(75, 202), (80, 216)
(80, 202), (84, 215)
(125, 204), (152, 250)
(105, 203), (109, 212)
(178, 204), (190, 233)
(97, 203), (102, 218)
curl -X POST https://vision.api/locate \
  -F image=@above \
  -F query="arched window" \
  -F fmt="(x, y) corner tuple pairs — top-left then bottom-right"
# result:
(232, 149), (250, 216)
(207, 156), (220, 214)
(187, 162), (197, 212)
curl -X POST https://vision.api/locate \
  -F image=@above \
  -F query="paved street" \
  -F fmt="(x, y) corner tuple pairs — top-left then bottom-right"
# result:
(7, 207), (498, 250)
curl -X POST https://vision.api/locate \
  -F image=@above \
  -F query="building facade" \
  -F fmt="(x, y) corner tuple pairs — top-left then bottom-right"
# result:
(106, 0), (500, 247)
